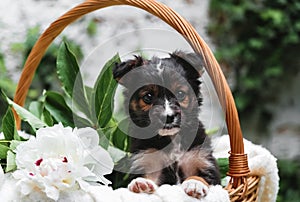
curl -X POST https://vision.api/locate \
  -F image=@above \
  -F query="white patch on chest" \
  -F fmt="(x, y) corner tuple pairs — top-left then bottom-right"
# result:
(169, 136), (184, 162)
(170, 143), (184, 162)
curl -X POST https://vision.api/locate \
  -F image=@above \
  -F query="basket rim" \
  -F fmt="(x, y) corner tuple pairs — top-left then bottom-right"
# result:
(12, 0), (251, 189)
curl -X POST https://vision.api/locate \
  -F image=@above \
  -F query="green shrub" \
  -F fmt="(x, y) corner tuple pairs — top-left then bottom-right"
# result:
(208, 0), (300, 129)
(277, 159), (300, 202)
(208, 1), (300, 201)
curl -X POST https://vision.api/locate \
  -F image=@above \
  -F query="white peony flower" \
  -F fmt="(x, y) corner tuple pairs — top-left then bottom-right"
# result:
(12, 123), (114, 200)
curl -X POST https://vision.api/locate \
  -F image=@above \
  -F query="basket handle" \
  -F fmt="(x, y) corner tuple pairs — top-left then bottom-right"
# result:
(13, 0), (250, 187)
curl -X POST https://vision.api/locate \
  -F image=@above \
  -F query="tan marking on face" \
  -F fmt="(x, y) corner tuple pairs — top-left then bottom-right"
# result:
(138, 99), (152, 112)
(130, 99), (138, 111)
(179, 93), (189, 108)
(137, 85), (159, 112)
(171, 84), (190, 109)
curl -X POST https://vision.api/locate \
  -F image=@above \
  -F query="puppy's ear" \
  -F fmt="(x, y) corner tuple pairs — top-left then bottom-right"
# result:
(113, 56), (145, 85)
(170, 51), (205, 77)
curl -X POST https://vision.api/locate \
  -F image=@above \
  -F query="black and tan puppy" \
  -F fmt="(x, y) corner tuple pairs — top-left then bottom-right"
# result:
(113, 51), (220, 199)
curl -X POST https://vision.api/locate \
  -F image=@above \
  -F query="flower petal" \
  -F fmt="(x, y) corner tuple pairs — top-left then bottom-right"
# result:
(84, 146), (114, 176)
(76, 127), (100, 150)
(45, 185), (60, 200)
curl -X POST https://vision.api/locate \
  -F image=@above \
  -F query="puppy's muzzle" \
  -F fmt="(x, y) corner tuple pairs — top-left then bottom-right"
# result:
(157, 106), (181, 136)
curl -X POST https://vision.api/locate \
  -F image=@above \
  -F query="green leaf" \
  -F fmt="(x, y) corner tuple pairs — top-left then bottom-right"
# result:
(2, 107), (21, 141)
(260, 9), (284, 26)
(0, 53), (6, 73)
(94, 54), (121, 128)
(111, 118), (130, 152)
(234, 94), (250, 111)
(29, 100), (55, 126)
(44, 91), (75, 127)
(205, 127), (220, 136)
(73, 115), (93, 128)
(112, 127), (128, 151)
(248, 38), (263, 49)
(2, 107), (17, 140)
(0, 143), (10, 159)
(0, 90), (9, 130)
(87, 19), (98, 37)
(0, 79), (16, 98)
(242, 77), (260, 89)
(57, 41), (90, 117)
(107, 146), (127, 163)
(44, 91), (92, 128)
(41, 108), (54, 126)
(264, 66), (283, 77)
(217, 158), (229, 179)
(6, 150), (16, 172)
(29, 101), (43, 118)
(56, 41), (79, 96)
(9, 140), (22, 151)
(85, 86), (94, 105)
(97, 128), (110, 150)
(6, 97), (47, 129)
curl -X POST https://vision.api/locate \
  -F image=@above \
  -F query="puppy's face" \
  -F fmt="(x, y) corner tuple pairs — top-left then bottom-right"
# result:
(113, 52), (204, 137)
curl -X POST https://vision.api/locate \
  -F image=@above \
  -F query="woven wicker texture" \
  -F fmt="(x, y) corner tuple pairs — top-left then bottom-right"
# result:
(13, 0), (259, 201)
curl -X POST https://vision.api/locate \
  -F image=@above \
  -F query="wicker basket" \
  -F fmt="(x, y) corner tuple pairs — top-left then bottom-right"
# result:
(13, 0), (260, 201)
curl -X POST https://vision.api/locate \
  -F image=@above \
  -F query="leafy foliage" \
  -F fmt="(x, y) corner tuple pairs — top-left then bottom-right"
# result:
(0, 41), (130, 182)
(277, 159), (300, 202)
(2, 107), (20, 141)
(0, 53), (16, 98)
(208, 0), (300, 129)
(94, 54), (120, 128)
(0, 54), (16, 130)
(0, 27), (83, 130)
(0, 90), (9, 131)
(12, 26), (84, 100)
(87, 18), (98, 37)
(217, 158), (229, 179)
(7, 97), (47, 130)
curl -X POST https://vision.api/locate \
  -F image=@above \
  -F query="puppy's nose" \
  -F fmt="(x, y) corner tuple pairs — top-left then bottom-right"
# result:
(166, 115), (175, 124)
(158, 114), (175, 126)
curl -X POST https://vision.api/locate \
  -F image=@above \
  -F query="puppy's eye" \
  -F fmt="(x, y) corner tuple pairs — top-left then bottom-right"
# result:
(176, 91), (186, 102)
(142, 93), (153, 104)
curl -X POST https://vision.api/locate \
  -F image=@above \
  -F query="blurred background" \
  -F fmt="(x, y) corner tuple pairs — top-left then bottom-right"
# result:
(1, 0), (299, 201)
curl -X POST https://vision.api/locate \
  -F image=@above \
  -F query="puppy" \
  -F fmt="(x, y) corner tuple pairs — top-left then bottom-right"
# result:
(113, 51), (220, 199)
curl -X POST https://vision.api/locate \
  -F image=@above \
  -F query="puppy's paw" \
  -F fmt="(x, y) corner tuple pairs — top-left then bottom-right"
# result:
(128, 177), (157, 194)
(181, 179), (209, 199)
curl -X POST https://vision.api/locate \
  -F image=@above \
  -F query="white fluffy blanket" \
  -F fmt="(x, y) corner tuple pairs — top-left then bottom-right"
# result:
(213, 135), (279, 202)
(0, 135), (279, 202)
